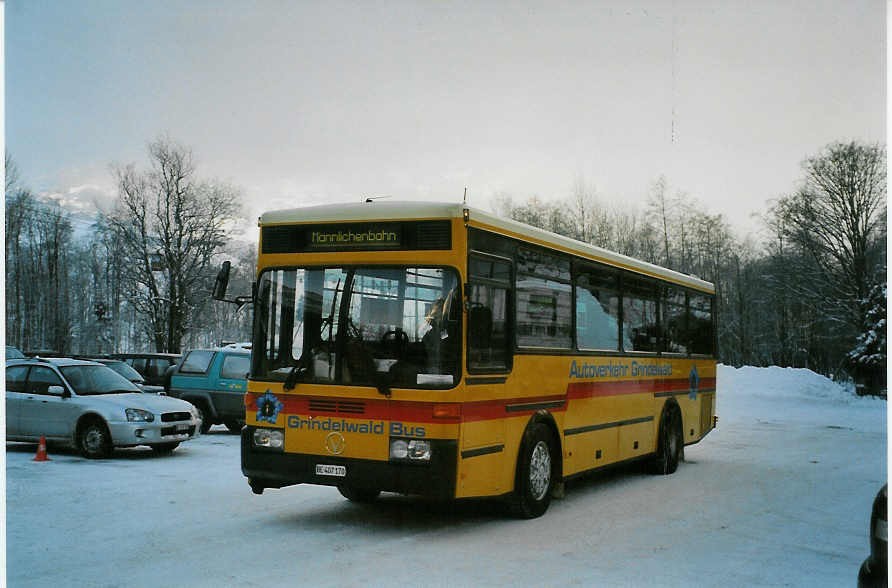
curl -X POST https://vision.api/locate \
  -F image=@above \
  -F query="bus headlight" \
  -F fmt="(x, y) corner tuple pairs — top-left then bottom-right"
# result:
(253, 428), (284, 450)
(390, 438), (431, 462)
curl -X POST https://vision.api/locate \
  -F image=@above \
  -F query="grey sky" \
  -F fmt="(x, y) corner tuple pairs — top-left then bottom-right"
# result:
(5, 1), (886, 237)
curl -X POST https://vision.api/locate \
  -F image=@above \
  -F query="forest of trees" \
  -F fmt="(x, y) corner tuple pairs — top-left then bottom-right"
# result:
(5, 141), (254, 356)
(494, 141), (886, 393)
(4, 140), (886, 393)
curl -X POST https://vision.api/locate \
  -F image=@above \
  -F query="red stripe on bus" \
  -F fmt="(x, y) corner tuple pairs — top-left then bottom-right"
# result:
(246, 377), (715, 425)
(567, 377), (716, 399)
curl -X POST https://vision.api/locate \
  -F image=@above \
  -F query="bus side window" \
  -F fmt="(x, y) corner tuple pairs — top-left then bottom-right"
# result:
(467, 254), (512, 372)
(467, 284), (509, 371)
(687, 293), (715, 355)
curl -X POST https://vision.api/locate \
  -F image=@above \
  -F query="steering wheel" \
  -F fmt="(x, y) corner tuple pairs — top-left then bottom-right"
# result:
(381, 329), (409, 357)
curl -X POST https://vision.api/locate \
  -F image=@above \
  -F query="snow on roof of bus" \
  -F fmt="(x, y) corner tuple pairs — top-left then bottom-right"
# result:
(259, 200), (715, 293)
(259, 200), (466, 225)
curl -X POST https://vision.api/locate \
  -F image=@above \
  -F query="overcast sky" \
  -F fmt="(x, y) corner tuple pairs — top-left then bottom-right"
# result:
(5, 0), (886, 238)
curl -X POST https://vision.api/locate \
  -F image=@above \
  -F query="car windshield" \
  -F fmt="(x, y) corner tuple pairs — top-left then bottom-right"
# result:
(104, 361), (145, 383)
(60, 365), (141, 395)
(253, 266), (461, 389)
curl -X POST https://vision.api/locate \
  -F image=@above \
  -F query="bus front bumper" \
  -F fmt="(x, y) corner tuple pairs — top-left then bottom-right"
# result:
(241, 426), (457, 498)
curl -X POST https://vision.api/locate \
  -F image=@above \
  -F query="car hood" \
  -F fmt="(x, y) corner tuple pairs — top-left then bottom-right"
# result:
(82, 392), (196, 414)
(137, 384), (167, 395)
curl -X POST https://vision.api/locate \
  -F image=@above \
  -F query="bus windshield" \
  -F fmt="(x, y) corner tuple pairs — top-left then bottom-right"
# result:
(253, 266), (461, 389)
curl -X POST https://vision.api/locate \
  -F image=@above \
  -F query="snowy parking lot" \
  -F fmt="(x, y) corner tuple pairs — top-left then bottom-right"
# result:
(5, 366), (887, 587)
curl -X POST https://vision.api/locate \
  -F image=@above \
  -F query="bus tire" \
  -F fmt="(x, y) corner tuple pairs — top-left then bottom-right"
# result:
(507, 422), (556, 519)
(338, 485), (381, 503)
(650, 402), (683, 475)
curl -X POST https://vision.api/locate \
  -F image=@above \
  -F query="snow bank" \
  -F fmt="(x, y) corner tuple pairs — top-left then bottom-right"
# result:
(719, 363), (885, 404)
(717, 363), (886, 433)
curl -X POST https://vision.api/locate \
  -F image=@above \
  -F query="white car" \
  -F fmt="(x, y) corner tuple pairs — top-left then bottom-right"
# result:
(6, 357), (202, 458)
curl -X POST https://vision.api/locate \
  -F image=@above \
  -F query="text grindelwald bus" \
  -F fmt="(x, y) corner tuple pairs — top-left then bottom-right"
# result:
(239, 201), (717, 518)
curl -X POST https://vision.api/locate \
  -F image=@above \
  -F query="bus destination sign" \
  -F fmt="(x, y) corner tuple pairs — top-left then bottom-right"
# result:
(261, 220), (451, 253)
(309, 223), (402, 250)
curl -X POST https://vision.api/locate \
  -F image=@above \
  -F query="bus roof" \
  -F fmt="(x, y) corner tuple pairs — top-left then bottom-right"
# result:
(259, 201), (715, 294)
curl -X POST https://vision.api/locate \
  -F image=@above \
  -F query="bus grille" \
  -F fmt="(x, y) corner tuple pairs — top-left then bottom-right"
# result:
(309, 399), (366, 415)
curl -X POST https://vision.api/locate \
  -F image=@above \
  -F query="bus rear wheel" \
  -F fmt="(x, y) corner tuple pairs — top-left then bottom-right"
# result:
(650, 403), (683, 475)
(507, 423), (556, 519)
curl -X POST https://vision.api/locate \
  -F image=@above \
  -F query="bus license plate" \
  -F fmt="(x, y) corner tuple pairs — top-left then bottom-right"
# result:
(316, 464), (346, 477)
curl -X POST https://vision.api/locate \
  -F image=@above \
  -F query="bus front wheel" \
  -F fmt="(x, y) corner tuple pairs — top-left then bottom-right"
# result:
(338, 485), (381, 503)
(507, 423), (556, 519)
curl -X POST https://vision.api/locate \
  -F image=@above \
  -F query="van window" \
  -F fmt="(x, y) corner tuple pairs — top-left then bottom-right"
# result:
(220, 355), (250, 380)
(179, 350), (215, 374)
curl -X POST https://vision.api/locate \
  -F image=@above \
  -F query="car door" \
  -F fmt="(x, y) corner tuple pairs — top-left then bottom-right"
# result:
(21, 365), (80, 441)
(5, 365), (30, 437)
(214, 353), (250, 418)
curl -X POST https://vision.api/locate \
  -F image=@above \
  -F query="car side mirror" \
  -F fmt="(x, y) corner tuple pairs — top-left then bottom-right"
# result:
(49, 385), (69, 398)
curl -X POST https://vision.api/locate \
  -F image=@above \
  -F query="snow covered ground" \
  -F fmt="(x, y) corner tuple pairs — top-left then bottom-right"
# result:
(4, 365), (887, 587)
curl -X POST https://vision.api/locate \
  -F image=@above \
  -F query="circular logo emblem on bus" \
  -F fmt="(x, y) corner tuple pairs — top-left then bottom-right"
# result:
(324, 432), (346, 455)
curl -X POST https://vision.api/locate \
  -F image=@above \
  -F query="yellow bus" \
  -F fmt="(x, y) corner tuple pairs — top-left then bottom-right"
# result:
(239, 201), (717, 517)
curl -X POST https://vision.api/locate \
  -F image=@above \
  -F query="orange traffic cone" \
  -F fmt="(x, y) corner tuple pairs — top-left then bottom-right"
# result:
(33, 436), (50, 462)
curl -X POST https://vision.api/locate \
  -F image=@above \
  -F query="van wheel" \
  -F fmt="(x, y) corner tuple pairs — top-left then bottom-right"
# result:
(507, 423), (556, 518)
(650, 403), (683, 475)
(78, 419), (112, 459)
(224, 419), (244, 434)
(150, 442), (180, 455)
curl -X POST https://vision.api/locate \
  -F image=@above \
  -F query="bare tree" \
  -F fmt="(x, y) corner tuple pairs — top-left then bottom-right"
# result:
(647, 176), (674, 268)
(104, 138), (243, 353)
(775, 142), (886, 333)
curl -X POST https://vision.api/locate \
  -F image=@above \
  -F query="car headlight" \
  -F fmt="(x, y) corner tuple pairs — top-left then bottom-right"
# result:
(253, 428), (284, 450)
(389, 438), (431, 462)
(125, 408), (155, 422)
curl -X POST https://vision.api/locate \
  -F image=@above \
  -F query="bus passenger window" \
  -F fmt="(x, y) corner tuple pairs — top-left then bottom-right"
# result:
(575, 268), (620, 351)
(662, 287), (687, 354)
(687, 293), (715, 355)
(468, 284), (509, 371)
(468, 255), (511, 372)
(622, 277), (658, 352)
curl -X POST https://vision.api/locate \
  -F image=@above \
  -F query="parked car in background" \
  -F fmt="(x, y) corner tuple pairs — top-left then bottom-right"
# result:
(5, 357), (201, 458)
(859, 484), (888, 587)
(6, 346), (25, 360)
(111, 353), (182, 387)
(77, 357), (166, 394)
(167, 347), (250, 434)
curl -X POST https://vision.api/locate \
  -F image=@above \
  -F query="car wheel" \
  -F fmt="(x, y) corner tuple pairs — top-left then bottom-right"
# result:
(224, 419), (244, 434)
(78, 419), (112, 459)
(192, 403), (212, 434)
(337, 485), (381, 503)
(150, 442), (180, 455)
(507, 422), (556, 519)
(649, 403), (683, 475)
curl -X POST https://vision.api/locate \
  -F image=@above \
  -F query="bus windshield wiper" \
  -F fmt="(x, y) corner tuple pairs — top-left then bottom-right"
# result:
(283, 354), (311, 391)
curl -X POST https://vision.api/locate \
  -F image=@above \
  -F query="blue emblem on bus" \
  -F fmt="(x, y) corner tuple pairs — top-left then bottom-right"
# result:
(257, 391), (284, 424)
(689, 366), (700, 400)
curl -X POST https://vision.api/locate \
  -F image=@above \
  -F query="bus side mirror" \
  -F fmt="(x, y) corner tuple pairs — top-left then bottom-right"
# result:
(213, 261), (231, 301)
